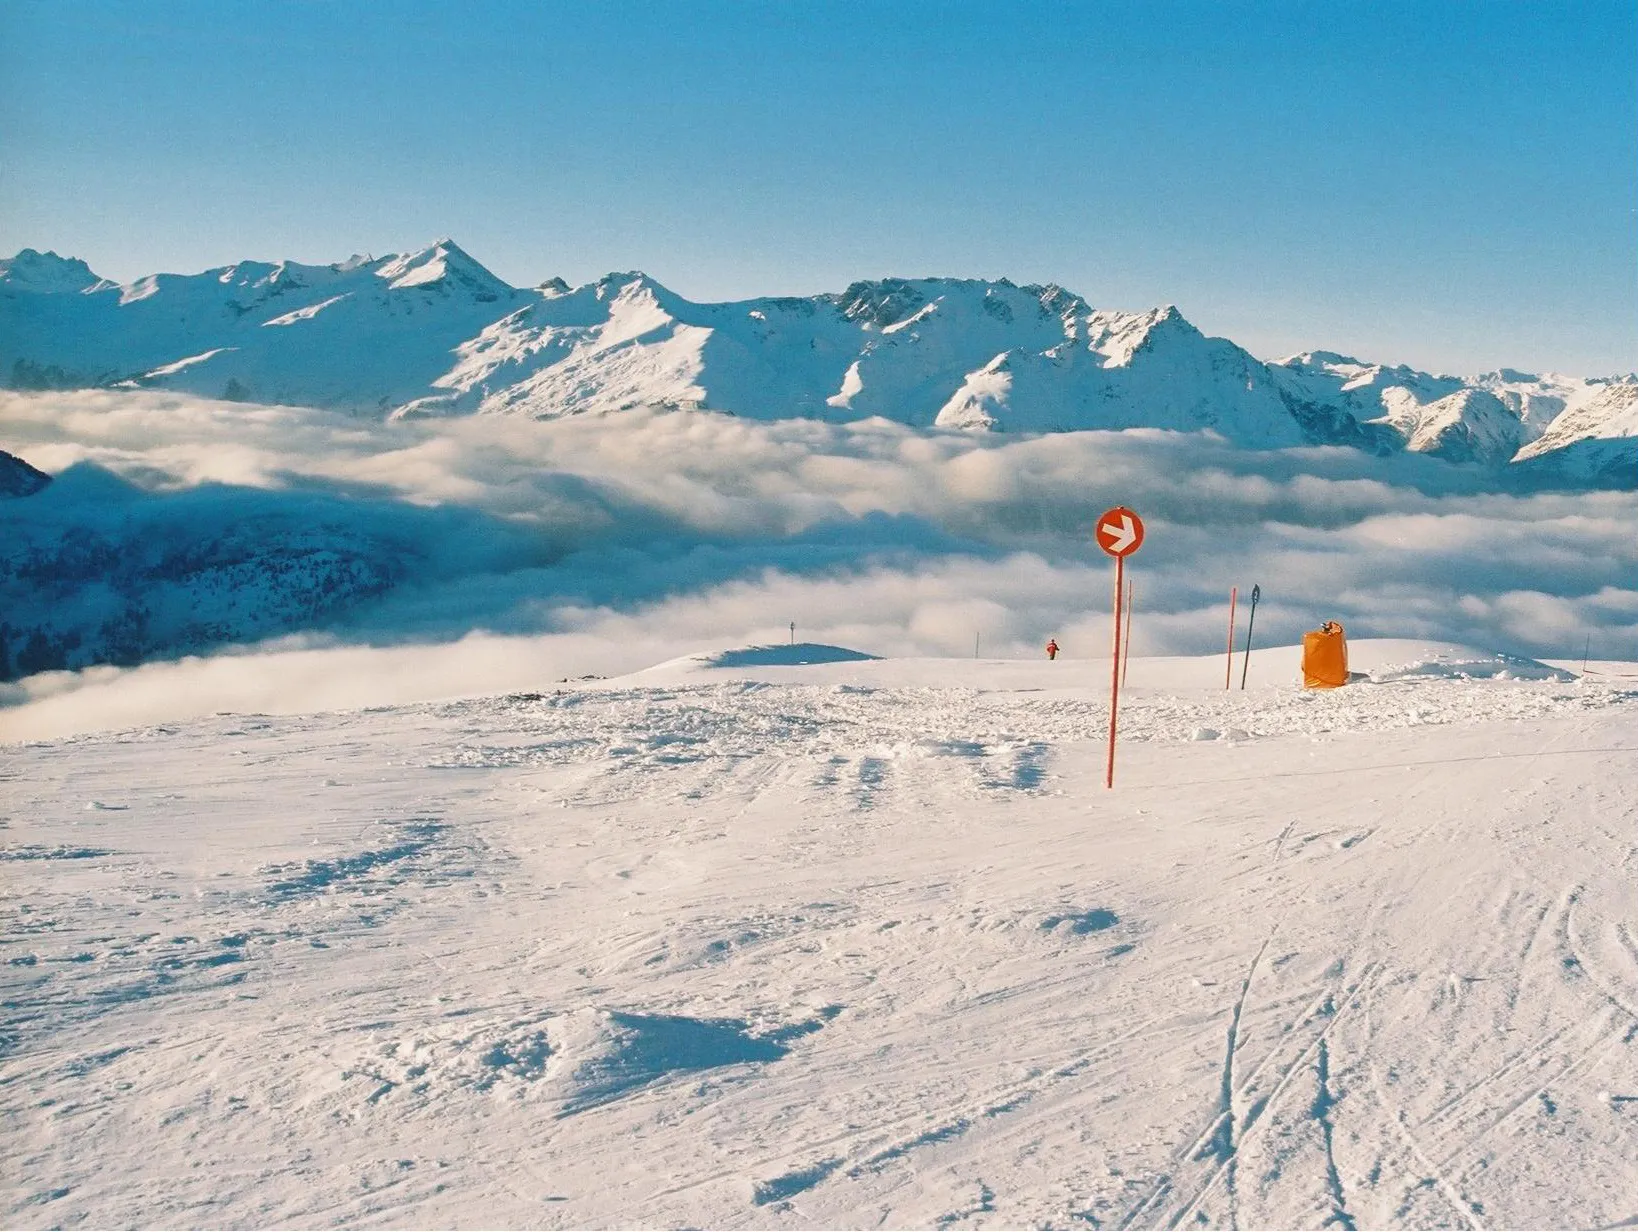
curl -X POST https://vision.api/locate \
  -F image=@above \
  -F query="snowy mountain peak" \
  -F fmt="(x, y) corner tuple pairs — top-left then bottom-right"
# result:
(1, 240), (1631, 483)
(832, 277), (1095, 334)
(1511, 377), (1638, 483)
(0, 248), (101, 294)
(1280, 349), (1365, 369)
(374, 239), (512, 301)
(837, 278), (930, 330)
(1083, 304), (1201, 368)
(593, 270), (671, 300)
(216, 258), (338, 295)
(1021, 282), (1092, 321)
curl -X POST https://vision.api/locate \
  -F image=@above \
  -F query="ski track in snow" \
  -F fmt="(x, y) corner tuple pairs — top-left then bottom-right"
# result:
(3, 659), (1638, 1229)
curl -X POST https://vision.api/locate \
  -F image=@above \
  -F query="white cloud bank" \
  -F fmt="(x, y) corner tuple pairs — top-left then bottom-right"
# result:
(2, 389), (1634, 737)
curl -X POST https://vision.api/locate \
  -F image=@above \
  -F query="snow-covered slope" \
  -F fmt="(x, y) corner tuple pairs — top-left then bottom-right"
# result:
(1510, 377), (1638, 485)
(7, 242), (1633, 477)
(395, 274), (1306, 449)
(0, 242), (524, 412)
(5, 646), (1637, 1228)
(1267, 351), (1638, 477)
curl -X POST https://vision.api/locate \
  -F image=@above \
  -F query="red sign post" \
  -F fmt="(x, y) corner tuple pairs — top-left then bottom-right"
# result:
(1096, 506), (1144, 788)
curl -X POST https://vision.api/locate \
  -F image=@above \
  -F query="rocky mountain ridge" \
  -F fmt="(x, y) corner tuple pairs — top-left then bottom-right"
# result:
(2, 241), (1632, 483)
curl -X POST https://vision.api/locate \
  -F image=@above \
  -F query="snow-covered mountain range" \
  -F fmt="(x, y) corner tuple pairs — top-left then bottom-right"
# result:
(3, 241), (1633, 482)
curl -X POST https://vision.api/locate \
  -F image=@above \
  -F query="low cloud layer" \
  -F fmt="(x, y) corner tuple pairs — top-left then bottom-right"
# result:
(3, 390), (1634, 737)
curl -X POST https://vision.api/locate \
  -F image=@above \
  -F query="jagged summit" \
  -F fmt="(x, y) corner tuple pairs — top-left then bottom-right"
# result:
(0, 248), (101, 294)
(1277, 348), (1368, 369)
(1, 241), (1632, 483)
(374, 239), (512, 301)
(832, 277), (1091, 333)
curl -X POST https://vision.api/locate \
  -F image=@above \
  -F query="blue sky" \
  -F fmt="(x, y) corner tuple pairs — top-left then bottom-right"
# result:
(3, 0), (1634, 374)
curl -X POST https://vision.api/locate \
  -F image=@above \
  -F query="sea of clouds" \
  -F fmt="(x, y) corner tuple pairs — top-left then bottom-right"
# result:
(3, 389), (1634, 737)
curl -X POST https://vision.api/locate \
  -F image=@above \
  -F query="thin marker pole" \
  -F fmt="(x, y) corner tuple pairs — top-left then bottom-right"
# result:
(1107, 553), (1125, 789)
(1121, 578), (1134, 690)
(1240, 583), (1260, 690)
(1225, 586), (1238, 689)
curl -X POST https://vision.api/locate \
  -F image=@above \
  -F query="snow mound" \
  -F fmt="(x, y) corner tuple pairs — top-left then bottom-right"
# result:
(340, 1005), (832, 1115)
(339, 1005), (827, 1113)
(623, 643), (884, 676)
(345, 1018), (553, 1102)
(546, 1009), (799, 1114)
(702, 643), (881, 668)
(1347, 642), (1575, 683)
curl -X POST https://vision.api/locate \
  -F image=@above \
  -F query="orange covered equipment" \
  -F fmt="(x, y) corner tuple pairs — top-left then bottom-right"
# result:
(1302, 621), (1349, 689)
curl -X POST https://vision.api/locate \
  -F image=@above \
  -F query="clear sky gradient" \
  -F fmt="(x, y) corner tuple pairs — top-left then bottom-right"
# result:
(3, 0), (1634, 374)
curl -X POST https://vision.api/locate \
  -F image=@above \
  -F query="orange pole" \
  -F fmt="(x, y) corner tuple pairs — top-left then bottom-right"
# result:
(1121, 577), (1134, 690)
(1225, 585), (1238, 689)
(1107, 553), (1125, 789)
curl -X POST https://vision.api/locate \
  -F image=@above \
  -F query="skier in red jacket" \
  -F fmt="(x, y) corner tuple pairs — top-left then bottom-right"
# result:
(1046, 638), (1059, 661)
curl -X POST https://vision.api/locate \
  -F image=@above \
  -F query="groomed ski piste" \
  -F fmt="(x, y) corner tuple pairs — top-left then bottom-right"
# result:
(4, 639), (1638, 1230)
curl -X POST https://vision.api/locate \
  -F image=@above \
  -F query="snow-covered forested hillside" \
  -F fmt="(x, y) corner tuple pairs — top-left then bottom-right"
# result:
(2, 242), (1633, 482)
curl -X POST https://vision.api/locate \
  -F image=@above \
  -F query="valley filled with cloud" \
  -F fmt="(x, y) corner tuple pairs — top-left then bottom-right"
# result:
(4, 388), (1633, 736)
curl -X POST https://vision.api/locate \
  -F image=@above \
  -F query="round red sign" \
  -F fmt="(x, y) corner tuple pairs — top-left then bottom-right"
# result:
(1096, 506), (1145, 558)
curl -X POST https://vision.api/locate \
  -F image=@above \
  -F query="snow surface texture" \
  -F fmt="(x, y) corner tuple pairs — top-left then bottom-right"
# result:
(3, 389), (1636, 700)
(4, 642), (1638, 1228)
(2, 243), (1633, 482)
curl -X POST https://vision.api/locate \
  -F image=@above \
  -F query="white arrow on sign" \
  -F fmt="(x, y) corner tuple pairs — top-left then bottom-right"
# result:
(1095, 506), (1144, 558)
(1099, 513), (1137, 554)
